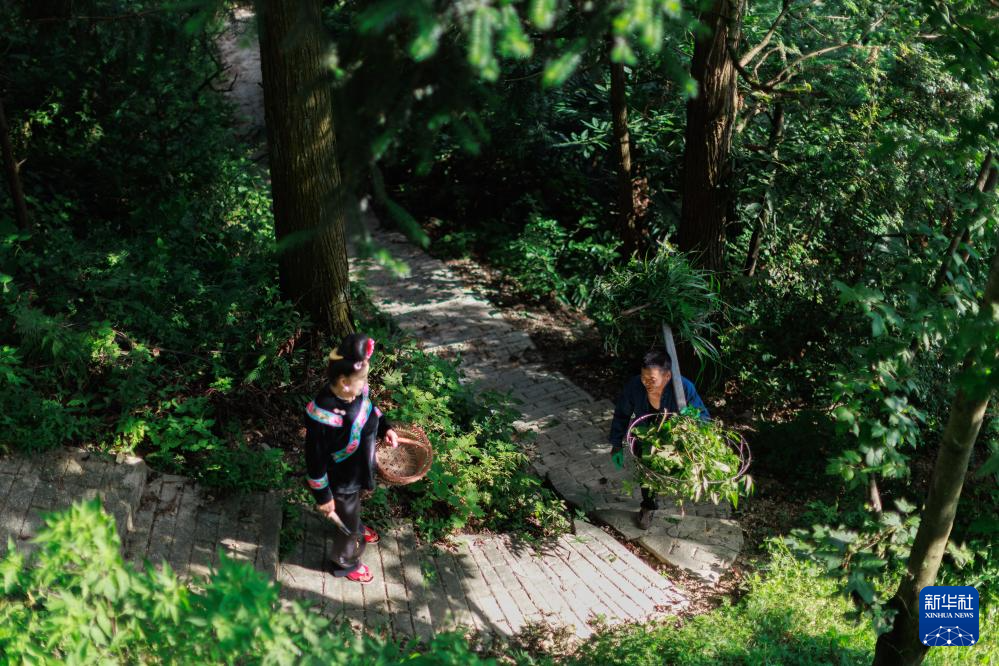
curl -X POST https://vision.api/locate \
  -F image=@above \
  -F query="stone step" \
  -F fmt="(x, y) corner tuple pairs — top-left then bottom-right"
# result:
(0, 447), (148, 557)
(277, 516), (687, 641)
(592, 509), (743, 583)
(125, 473), (282, 580)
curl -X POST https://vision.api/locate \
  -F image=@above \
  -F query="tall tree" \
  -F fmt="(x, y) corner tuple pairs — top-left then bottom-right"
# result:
(679, 0), (745, 272)
(0, 98), (30, 231)
(256, 0), (353, 337)
(872, 247), (999, 664)
(609, 44), (642, 257)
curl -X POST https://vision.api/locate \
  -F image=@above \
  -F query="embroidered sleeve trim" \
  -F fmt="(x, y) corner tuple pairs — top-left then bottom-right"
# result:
(307, 474), (329, 490)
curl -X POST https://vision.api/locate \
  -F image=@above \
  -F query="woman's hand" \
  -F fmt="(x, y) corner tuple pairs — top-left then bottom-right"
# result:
(611, 450), (625, 469)
(384, 429), (399, 448)
(317, 498), (336, 517)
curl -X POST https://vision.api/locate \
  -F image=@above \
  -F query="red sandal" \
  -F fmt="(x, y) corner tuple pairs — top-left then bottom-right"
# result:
(363, 525), (380, 544)
(346, 563), (373, 584)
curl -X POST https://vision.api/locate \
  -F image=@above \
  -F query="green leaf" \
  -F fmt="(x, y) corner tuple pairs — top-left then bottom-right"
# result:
(870, 311), (885, 337)
(975, 449), (999, 477)
(529, 0), (558, 30)
(498, 6), (533, 59)
(409, 14), (442, 61)
(543, 50), (582, 88)
(847, 572), (876, 604)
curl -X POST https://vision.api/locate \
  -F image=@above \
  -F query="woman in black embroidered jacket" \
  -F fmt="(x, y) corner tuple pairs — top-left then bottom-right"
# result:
(304, 333), (398, 584)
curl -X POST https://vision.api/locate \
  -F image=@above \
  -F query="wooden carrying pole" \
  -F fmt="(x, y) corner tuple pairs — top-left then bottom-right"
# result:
(662, 322), (687, 411)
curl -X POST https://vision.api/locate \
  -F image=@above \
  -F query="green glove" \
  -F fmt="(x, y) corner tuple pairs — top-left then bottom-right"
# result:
(611, 449), (624, 469)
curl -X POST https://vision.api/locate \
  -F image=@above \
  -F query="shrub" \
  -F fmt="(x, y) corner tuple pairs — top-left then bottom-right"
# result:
(492, 215), (569, 301)
(0, 164), (305, 490)
(564, 541), (997, 666)
(589, 246), (723, 361)
(490, 214), (619, 309)
(0, 3), (303, 493)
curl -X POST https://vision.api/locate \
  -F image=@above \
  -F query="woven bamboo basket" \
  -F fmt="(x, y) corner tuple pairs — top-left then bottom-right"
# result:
(625, 412), (752, 488)
(375, 424), (433, 485)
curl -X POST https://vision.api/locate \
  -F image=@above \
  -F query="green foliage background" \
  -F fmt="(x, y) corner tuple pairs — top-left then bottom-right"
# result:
(1, 0), (998, 663)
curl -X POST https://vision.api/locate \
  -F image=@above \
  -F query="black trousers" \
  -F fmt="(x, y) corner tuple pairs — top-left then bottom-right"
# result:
(640, 486), (658, 510)
(329, 491), (365, 577)
(633, 441), (659, 510)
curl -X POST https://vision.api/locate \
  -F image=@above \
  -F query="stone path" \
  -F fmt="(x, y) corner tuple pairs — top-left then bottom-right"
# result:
(0, 445), (688, 640)
(279, 514), (686, 639)
(0, 448), (280, 578)
(0, 447), (146, 558)
(123, 474), (281, 580)
(353, 224), (744, 583)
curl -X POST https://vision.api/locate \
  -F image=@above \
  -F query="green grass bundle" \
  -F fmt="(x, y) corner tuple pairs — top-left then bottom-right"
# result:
(630, 412), (753, 508)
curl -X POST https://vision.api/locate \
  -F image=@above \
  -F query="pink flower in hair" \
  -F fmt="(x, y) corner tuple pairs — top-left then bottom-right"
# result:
(364, 338), (375, 360)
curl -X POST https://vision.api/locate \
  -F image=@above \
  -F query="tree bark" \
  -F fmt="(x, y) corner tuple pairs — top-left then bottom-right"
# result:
(679, 0), (745, 272)
(610, 51), (641, 257)
(256, 0), (353, 338)
(0, 98), (30, 231)
(744, 102), (784, 276)
(872, 247), (999, 666)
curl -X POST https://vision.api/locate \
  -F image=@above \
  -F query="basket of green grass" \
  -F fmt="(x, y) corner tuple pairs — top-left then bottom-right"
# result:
(625, 408), (753, 507)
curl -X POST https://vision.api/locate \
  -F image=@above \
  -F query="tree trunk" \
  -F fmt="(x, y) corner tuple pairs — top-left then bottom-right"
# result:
(744, 102), (784, 276)
(957, 167), (997, 265)
(932, 152), (996, 291)
(610, 52), (641, 257)
(679, 0), (745, 272)
(256, 0), (353, 338)
(872, 247), (999, 666)
(0, 99), (30, 231)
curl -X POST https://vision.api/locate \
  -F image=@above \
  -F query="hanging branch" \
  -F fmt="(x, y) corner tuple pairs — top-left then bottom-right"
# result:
(764, 42), (860, 87)
(740, 0), (794, 67)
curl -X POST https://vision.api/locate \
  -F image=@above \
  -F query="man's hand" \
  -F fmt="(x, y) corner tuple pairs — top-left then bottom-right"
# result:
(317, 498), (336, 518)
(611, 449), (624, 469)
(385, 429), (399, 448)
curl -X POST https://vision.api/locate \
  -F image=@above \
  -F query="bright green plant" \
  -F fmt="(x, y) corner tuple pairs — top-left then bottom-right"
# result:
(589, 245), (724, 361)
(492, 215), (569, 301)
(629, 410), (752, 508)
(489, 213), (620, 308)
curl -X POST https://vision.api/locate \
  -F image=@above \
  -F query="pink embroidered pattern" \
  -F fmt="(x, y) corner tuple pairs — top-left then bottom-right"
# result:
(308, 474), (329, 490)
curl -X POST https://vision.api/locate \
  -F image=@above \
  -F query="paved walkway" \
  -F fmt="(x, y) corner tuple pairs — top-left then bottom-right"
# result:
(0, 446), (688, 641)
(279, 514), (686, 639)
(353, 224), (744, 583)
(0, 448), (278, 577)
